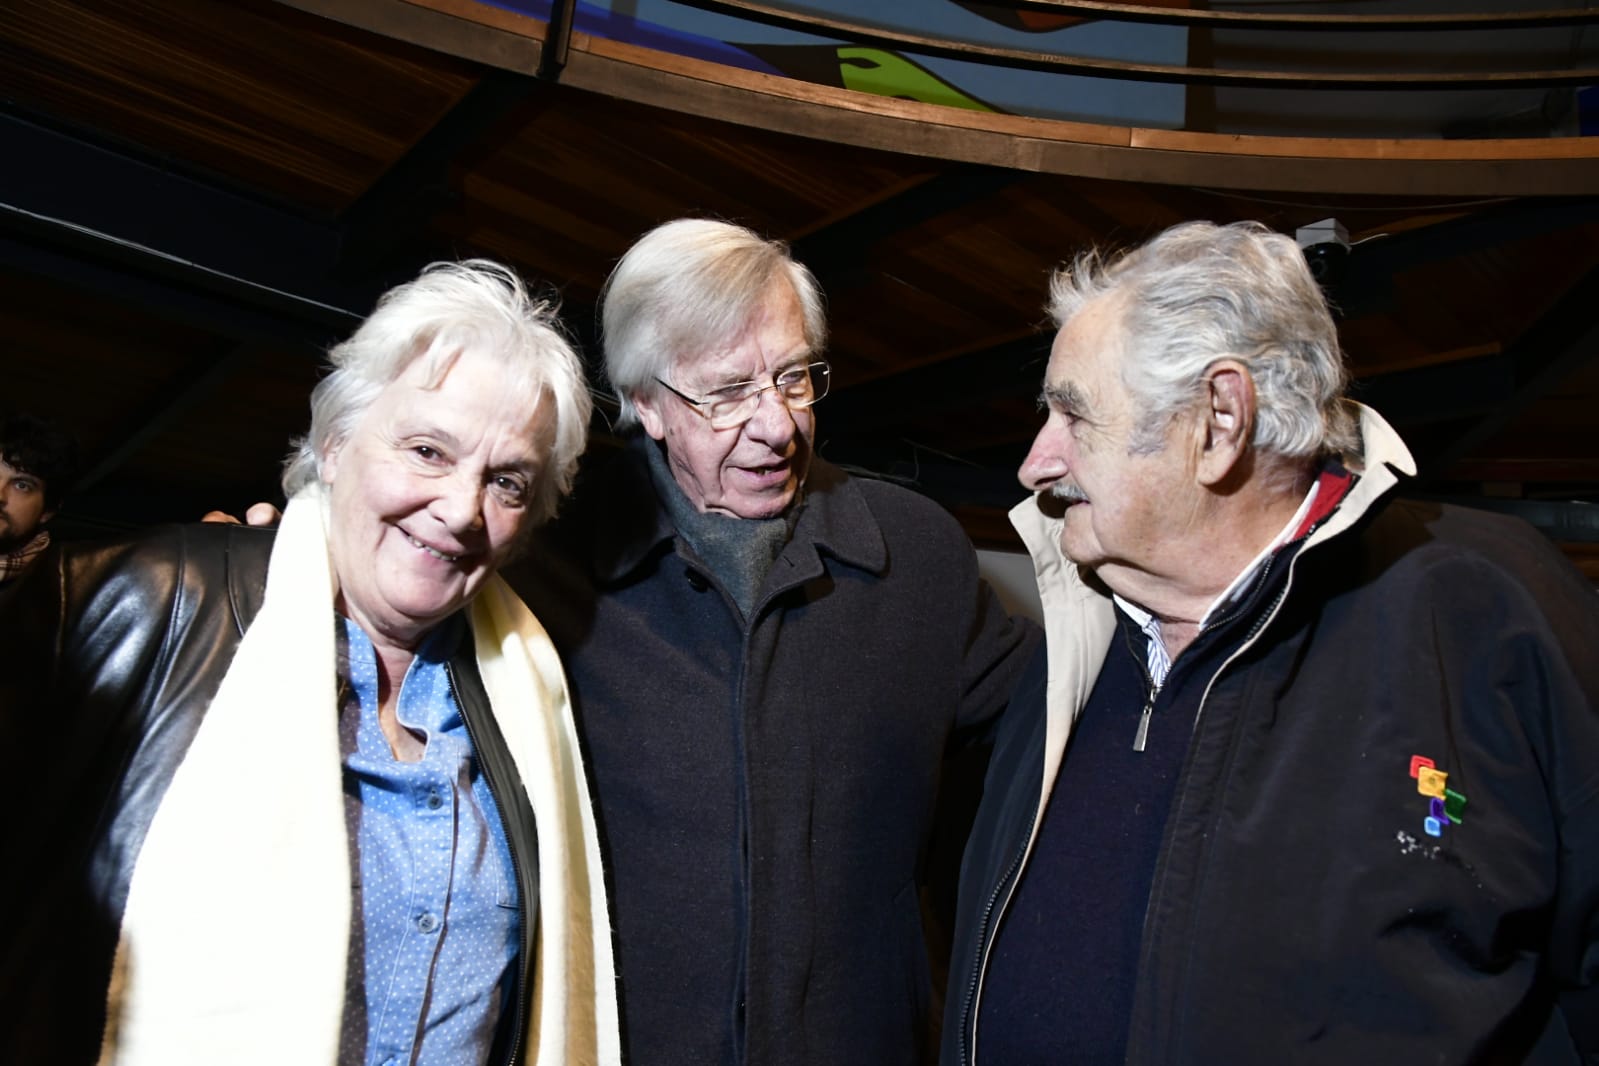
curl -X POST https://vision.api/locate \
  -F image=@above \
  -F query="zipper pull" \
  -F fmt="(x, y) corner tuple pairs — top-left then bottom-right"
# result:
(1133, 689), (1155, 752)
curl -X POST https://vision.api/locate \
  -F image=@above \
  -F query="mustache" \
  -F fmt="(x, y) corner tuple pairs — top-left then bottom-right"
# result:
(1047, 482), (1088, 504)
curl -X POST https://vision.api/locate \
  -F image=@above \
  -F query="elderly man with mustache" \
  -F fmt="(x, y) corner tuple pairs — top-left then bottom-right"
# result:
(945, 220), (1599, 1066)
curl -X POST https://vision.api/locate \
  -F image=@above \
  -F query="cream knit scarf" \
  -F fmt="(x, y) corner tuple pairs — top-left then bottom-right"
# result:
(100, 488), (619, 1066)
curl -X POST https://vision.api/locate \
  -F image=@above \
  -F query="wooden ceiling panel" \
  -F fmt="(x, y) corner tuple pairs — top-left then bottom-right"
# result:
(3, 0), (480, 211)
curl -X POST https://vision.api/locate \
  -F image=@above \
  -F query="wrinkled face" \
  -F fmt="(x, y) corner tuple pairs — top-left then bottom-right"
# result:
(635, 279), (814, 519)
(0, 458), (51, 552)
(1018, 297), (1200, 594)
(323, 347), (550, 652)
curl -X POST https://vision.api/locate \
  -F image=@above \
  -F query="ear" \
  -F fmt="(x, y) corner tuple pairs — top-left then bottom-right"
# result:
(632, 389), (667, 442)
(320, 436), (345, 486)
(40, 508), (57, 527)
(1196, 359), (1255, 488)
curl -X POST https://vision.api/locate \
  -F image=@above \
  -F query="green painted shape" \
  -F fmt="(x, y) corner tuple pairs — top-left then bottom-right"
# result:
(1444, 788), (1467, 823)
(836, 47), (995, 112)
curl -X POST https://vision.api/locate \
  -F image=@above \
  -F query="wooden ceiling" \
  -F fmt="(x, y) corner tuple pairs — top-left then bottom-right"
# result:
(4, 0), (1597, 572)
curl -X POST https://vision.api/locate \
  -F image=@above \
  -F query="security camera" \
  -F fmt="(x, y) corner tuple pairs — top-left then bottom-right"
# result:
(1296, 218), (1350, 286)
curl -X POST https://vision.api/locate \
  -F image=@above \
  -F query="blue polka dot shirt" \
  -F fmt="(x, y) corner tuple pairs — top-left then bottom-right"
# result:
(336, 614), (522, 1066)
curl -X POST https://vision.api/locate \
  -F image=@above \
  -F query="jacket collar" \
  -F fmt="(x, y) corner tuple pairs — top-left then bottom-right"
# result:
(1301, 402), (1415, 549)
(588, 436), (888, 588)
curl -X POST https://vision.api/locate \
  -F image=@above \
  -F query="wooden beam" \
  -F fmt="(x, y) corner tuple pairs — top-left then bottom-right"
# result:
(271, 0), (1599, 195)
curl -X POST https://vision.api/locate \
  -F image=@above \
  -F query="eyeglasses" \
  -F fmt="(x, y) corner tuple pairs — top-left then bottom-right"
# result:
(654, 360), (831, 430)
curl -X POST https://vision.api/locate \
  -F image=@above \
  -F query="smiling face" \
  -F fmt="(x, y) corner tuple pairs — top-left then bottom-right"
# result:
(634, 278), (814, 519)
(0, 458), (51, 552)
(322, 346), (550, 653)
(1018, 296), (1203, 598)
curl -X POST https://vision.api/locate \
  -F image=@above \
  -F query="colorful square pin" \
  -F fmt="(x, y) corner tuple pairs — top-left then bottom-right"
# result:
(1409, 755), (1435, 778)
(1416, 766), (1449, 799)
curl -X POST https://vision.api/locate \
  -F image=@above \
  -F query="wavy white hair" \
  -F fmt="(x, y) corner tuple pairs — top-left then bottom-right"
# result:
(283, 259), (591, 526)
(1049, 220), (1358, 467)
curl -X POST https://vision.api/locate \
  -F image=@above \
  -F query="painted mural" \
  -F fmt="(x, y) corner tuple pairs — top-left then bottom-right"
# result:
(480, 0), (1189, 127)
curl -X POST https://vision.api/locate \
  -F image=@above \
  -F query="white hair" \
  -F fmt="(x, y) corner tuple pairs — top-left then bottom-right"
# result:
(600, 218), (827, 428)
(1049, 220), (1358, 466)
(283, 259), (591, 526)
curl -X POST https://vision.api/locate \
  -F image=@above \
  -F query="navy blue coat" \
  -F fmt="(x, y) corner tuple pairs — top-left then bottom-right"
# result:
(506, 442), (1038, 1066)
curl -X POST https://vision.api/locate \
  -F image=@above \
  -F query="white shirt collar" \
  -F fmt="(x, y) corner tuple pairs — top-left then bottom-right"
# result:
(1112, 479), (1321, 685)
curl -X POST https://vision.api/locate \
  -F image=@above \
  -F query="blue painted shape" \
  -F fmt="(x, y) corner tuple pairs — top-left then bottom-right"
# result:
(482, 0), (785, 74)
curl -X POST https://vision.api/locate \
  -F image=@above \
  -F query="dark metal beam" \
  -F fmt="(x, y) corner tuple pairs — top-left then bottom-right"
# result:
(0, 110), (353, 303)
(538, 0), (577, 81)
(0, 224), (357, 351)
(0, 109), (375, 335)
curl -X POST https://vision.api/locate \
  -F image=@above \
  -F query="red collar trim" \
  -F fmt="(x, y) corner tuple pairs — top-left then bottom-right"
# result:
(1293, 467), (1356, 540)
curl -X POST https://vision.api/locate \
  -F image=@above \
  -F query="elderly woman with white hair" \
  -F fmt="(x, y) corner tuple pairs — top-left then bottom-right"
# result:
(0, 261), (619, 1066)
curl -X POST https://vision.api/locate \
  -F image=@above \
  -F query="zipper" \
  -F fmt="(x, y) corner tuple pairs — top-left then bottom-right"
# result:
(447, 660), (533, 1066)
(1129, 526), (1324, 1061)
(1121, 620), (1160, 753)
(1132, 688), (1157, 752)
(957, 787), (1044, 1066)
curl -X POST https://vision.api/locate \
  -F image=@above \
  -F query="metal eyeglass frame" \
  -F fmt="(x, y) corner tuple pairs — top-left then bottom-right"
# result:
(653, 360), (830, 430)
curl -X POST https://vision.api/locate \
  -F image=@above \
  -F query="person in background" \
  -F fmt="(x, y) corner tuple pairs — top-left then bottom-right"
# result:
(0, 410), (79, 587)
(508, 218), (1039, 1066)
(944, 220), (1599, 1066)
(0, 261), (619, 1066)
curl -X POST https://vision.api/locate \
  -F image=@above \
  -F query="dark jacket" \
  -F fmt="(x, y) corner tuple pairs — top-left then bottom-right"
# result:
(943, 408), (1599, 1066)
(0, 523), (541, 1066)
(506, 443), (1038, 1066)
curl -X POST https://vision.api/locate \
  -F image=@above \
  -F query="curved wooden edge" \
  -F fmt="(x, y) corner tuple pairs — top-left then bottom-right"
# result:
(273, 0), (1599, 196)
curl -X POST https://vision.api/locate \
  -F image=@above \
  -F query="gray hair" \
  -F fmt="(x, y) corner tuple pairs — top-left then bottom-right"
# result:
(283, 259), (591, 526)
(1049, 220), (1358, 466)
(600, 218), (827, 429)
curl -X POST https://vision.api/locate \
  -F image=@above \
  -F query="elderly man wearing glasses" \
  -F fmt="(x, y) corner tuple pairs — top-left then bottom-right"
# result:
(510, 218), (1039, 1066)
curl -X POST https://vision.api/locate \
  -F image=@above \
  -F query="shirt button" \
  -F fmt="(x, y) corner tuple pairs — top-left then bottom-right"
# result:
(426, 792), (444, 810)
(417, 913), (439, 934)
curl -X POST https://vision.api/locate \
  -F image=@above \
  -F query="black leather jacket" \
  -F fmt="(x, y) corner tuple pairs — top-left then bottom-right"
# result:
(0, 523), (540, 1066)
